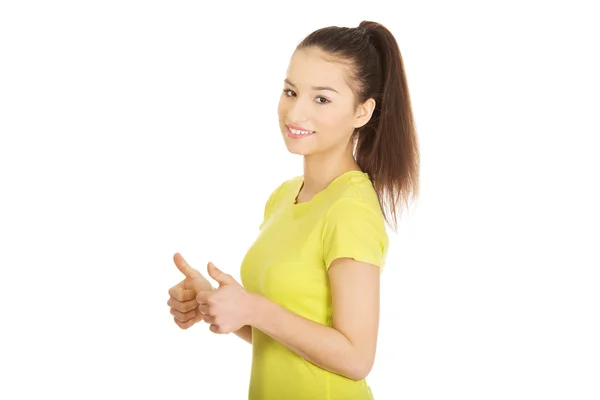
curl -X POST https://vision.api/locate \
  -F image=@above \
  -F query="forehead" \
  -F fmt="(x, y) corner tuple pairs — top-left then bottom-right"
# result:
(286, 47), (353, 94)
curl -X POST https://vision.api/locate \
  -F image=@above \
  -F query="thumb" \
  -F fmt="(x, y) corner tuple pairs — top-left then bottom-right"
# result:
(173, 252), (201, 279)
(207, 262), (236, 286)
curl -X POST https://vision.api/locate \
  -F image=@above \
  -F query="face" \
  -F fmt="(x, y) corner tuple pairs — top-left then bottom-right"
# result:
(277, 46), (374, 157)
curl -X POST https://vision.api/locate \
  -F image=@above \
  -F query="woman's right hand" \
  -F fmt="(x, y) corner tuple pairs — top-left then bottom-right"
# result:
(168, 253), (214, 330)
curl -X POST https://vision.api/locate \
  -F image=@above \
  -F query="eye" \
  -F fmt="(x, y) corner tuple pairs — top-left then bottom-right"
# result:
(282, 88), (330, 104)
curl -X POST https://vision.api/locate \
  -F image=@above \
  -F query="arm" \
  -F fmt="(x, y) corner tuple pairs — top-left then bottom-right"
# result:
(249, 257), (380, 381)
(233, 325), (252, 344)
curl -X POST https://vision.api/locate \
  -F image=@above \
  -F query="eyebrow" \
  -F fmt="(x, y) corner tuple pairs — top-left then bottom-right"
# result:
(284, 78), (340, 94)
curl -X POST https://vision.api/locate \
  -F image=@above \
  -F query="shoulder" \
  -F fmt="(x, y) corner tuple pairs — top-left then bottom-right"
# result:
(267, 175), (301, 201)
(263, 175), (301, 212)
(322, 188), (389, 270)
(326, 173), (383, 219)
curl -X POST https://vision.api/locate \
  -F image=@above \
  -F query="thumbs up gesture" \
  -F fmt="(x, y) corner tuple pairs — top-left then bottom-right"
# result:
(196, 262), (255, 334)
(168, 253), (214, 330)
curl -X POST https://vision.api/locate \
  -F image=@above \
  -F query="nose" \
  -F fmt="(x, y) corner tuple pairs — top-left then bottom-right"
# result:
(287, 96), (311, 124)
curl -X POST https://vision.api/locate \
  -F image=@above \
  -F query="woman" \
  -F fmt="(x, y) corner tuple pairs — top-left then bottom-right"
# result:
(167, 20), (419, 399)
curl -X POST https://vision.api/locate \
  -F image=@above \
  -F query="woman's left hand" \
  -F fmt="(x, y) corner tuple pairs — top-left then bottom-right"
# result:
(196, 262), (255, 334)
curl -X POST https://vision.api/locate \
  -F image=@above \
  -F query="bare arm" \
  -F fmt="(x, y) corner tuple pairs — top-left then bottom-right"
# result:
(233, 325), (252, 344)
(248, 258), (380, 381)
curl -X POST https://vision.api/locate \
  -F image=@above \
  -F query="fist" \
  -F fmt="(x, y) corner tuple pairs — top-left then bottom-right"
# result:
(168, 253), (213, 330)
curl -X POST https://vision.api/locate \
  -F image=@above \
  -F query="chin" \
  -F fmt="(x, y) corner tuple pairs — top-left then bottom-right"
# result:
(287, 148), (309, 156)
(283, 141), (308, 155)
(281, 129), (320, 155)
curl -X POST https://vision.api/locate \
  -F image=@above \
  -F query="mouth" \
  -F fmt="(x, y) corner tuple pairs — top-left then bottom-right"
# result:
(286, 124), (315, 139)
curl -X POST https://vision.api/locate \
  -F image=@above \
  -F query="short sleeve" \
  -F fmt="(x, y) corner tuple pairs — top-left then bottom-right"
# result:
(259, 182), (284, 230)
(322, 197), (389, 270)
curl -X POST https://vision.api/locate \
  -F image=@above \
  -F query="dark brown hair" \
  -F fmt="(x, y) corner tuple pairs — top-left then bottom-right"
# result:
(298, 21), (420, 232)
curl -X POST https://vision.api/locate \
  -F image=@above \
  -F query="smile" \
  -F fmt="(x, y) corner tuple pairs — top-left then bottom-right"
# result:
(286, 125), (315, 138)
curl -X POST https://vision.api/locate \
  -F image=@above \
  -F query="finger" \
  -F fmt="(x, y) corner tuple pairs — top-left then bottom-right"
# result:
(174, 316), (195, 330)
(198, 303), (210, 315)
(203, 314), (216, 325)
(167, 297), (197, 313)
(196, 290), (212, 304)
(209, 324), (221, 334)
(168, 286), (196, 302)
(207, 262), (236, 286)
(170, 307), (196, 323)
(173, 252), (201, 279)
(194, 310), (205, 324)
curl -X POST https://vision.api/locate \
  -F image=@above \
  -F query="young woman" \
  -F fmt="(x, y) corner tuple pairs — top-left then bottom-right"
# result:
(167, 20), (419, 399)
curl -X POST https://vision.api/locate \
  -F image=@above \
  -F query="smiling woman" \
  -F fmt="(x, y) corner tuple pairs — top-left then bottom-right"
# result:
(167, 20), (419, 400)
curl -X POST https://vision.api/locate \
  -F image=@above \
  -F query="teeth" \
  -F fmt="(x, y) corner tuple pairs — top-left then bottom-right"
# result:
(290, 128), (313, 135)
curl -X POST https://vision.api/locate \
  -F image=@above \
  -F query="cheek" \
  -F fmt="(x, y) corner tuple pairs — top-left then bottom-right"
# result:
(277, 98), (288, 120)
(313, 106), (350, 135)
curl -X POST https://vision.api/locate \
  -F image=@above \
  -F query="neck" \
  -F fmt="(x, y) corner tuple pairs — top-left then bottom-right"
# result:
(300, 154), (361, 198)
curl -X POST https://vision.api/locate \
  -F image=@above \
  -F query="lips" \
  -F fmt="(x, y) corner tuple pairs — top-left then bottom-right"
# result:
(286, 125), (314, 138)
(286, 124), (314, 134)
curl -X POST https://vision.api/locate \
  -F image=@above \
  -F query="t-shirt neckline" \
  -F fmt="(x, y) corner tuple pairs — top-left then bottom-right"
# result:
(292, 170), (367, 206)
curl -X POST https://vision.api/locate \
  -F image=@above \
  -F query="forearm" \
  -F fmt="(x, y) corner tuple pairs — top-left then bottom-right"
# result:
(233, 325), (252, 344)
(249, 294), (365, 381)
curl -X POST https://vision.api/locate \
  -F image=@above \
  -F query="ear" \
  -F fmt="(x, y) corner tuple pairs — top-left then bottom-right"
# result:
(352, 98), (376, 129)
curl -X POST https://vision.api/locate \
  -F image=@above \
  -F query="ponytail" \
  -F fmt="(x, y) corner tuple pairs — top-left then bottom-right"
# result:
(298, 21), (420, 232)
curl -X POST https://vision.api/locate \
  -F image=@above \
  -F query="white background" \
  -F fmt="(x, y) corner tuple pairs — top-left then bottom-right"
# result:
(1, 1), (598, 399)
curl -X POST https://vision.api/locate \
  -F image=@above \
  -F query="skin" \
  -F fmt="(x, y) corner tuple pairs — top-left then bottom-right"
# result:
(167, 46), (381, 381)
(278, 46), (376, 202)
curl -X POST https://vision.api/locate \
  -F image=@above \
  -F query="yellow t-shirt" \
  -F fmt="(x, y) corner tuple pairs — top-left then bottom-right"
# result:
(240, 170), (389, 400)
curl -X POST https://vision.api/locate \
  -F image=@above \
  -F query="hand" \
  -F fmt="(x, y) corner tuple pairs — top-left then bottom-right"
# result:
(168, 253), (214, 330)
(196, 262), (254, 334)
